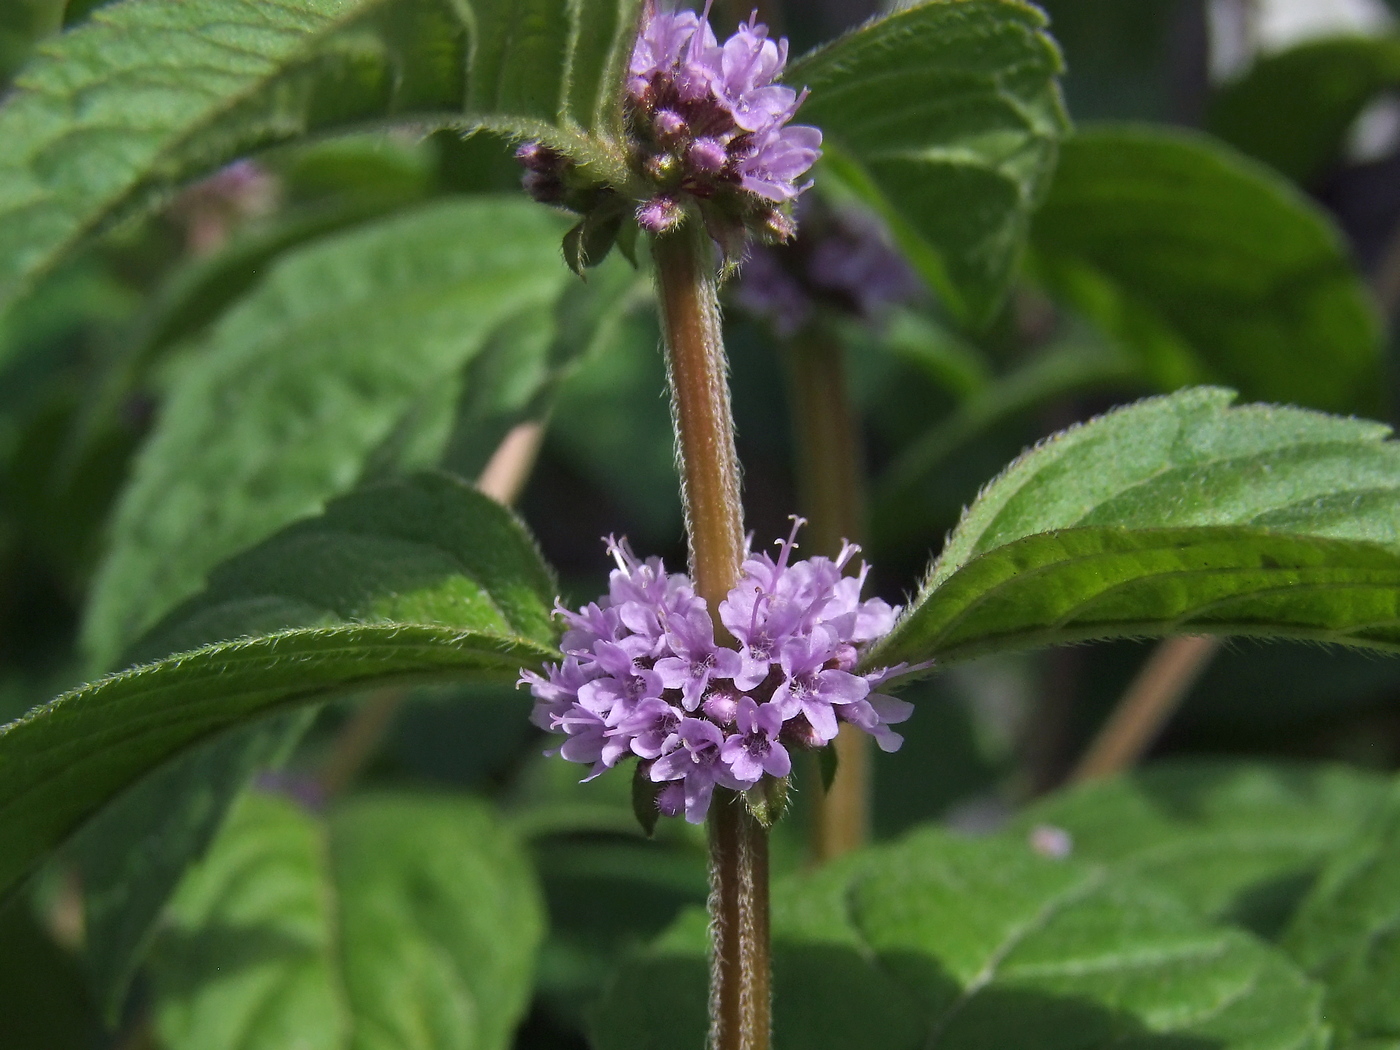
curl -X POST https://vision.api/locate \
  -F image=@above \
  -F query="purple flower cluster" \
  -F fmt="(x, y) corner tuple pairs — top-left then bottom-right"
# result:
(626, 3), (821, 228)
(516, 3), (820, 259)
(521, 523), (918, 824)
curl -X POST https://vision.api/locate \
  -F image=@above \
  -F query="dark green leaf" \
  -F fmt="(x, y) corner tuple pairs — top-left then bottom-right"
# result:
(150, 790), (544, 1050)
(1019, 759), (1393, 938)
(872, 387), (1400, 666)
(0, 0), (643, 309)
(594, 825), (1328, 1050)
(0, 902), (100, 1050)
(1029, 126), (1383, 414)
(1284, 783), (1400, 1047)
(82, 197), (569, 670)
(790, 0), (1068, 327)
(72, 711), (313, 1021)
(1209, 36), (1400, 184)
(0, 472), (558, 904)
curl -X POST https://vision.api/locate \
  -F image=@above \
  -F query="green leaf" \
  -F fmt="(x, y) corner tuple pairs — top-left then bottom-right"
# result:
(0, 0), (643, 310)
(1029, 125), (1383, 414)
(150, 790), (544, 1050)
(0, 471), (558, 904)
(1284, 783), (1400, 1047)
(82, 197), (570, 670)
(789, 0), (1068, 327)
(0, 902), (101, 1050)
(594, 825), (1328, 1050)
(871, 387), (1400, 666)
(1018, 759), (1393, 938)
(72, 711), (314, 1021)
(1209, 36), (1400, 184)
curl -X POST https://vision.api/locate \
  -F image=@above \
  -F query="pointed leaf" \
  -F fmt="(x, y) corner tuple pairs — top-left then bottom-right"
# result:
(1029, 126), (1383, 414)
(0, 472), (558, 903)
(872, 387), (1400, 666)
(150, 791), (544, 1050)
(789, 0), (1068, 326)
(0, 0), (642, 309)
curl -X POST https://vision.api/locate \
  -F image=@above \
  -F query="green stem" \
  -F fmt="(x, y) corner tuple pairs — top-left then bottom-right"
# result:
(652, 225), (769, 1050)
(782, 326), (871, 861)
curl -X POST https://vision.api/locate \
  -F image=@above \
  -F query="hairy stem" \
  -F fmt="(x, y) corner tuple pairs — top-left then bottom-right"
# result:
(783, 327), (871, 860)
(652, 226), (745, 610)
(653, 225), (767, 1050)
(1070, 636), (1220, 784)
(708, 791), (772, 1050)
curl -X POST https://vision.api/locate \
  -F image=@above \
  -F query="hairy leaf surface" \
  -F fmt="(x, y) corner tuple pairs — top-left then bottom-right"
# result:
(83, 197), (568, 670)
(594, 825), (1328, 1050)
(873, 387), (1400, 666)
(1030, 126), (1382, 414)
(0, 0), (641, 309)
(150, 791), (544, 1050)
(1020, 760), (1393, 938)
(790, 0), (1068, 326)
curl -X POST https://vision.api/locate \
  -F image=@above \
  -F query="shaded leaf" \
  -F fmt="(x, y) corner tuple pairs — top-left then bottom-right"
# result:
(872, 387), (1400, 666)
(1030, 125), (1382, 414)
(0, 902), (100, 1050)
(83, 197), (569, 670)
(594, 825), (1328, 1050)
(790, 0), (1068, 327)
(0, 0), (642, 309)
(151, 790), (544, 1050)
(1285, 783), (1400, 1047)
(1019, 759), (1393, 938)
(1209, 36), (1400, 184)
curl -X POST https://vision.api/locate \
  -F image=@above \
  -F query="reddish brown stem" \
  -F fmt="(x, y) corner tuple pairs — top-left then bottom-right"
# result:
(653, 225), (767, 1050)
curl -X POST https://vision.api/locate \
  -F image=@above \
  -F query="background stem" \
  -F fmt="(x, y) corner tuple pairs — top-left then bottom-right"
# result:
(653, 225), (767, 1050)
(1070, 635), (1220, 784)
(782, 326), (872, 860)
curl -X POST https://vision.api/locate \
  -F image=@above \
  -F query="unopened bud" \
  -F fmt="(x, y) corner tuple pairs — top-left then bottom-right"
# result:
(637, 194), (684, 233)
(687, 137), (729, 175)
(653, 108), (689, 145)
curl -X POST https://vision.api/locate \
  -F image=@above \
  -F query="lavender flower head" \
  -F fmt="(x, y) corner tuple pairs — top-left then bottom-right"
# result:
(521, 522), (920, 825)
(517, 2), (822, 266)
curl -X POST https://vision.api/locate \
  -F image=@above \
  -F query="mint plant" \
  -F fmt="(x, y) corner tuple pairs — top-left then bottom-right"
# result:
(2, 1), (1400, 1049)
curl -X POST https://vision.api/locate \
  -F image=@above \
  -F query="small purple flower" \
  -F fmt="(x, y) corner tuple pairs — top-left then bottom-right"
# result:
(521, 522), (924, 824)
(650, 717), (732, 823)
(721, 698), (791, 784)
(655, 606), (743, 710)
(772, 630), (870, 744)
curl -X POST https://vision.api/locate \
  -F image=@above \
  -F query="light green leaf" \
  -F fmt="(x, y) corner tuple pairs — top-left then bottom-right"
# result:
(151, 790), (544, 1050)
(1209, 36), (1400, 184)
(594, 825), (1328, 1050)
(0, 472), (558, 905)
(871, 387), (1400, 666)
(1029, 126), (1383, 414)
(1284, 783), (1400, 1048)
(789, 0), (1068, 327)
(82, 197), (570, 670)
(0, 0), (642, 309)
(1019, 759), (1393, 938)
